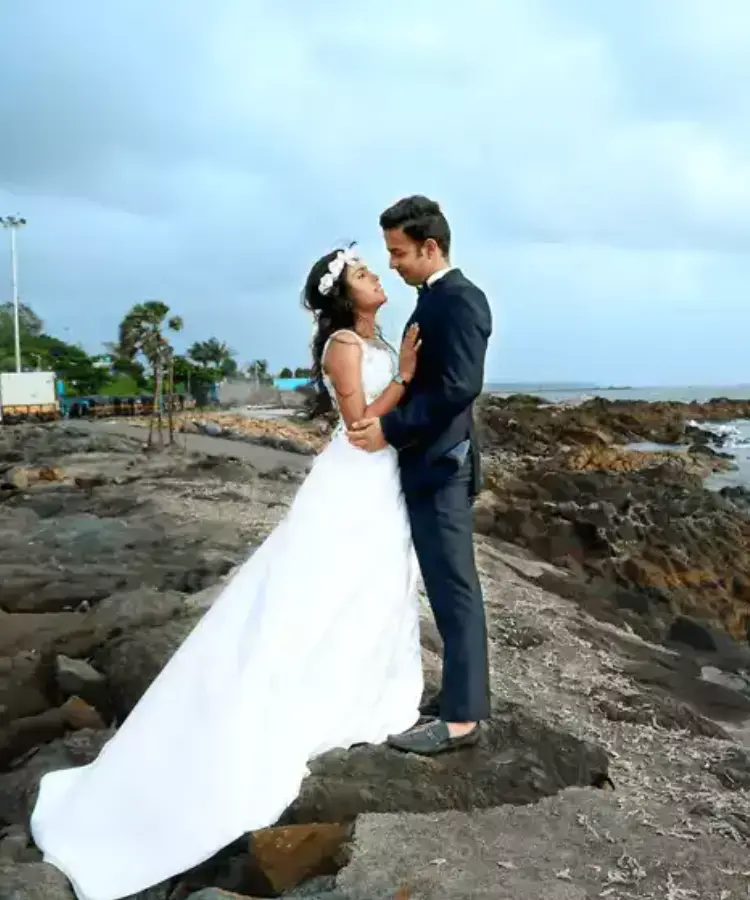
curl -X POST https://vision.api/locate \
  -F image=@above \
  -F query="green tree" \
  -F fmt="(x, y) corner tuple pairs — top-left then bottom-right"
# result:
(278, 367), (293, 379)
(0, 301), (44, 371)
(294, 366), (312, 379)
(102, 341), (147, 388)
(116, 301), (183, 446)
(100, 373), (142, 396)
(246, 358), (272, 384)
(183, 338), (238, 406)
(172, 354), (212, 406)
(0, 302), (108, 393)
(0, 301), (43, 343)
(34, 335), (109, 394)
(188, 338), (237, 378)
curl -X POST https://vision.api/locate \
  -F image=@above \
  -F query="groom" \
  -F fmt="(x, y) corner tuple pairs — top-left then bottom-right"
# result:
(348, 195), (492, 756)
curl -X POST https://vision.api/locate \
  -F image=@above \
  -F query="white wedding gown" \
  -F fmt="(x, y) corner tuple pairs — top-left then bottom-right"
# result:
(30, 333), (423, 900)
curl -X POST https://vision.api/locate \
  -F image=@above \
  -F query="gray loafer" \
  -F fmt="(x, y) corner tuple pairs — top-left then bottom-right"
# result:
(387, 719), (480, 756)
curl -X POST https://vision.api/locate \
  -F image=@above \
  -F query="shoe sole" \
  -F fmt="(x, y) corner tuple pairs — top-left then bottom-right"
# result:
(387, 733), (480, 757)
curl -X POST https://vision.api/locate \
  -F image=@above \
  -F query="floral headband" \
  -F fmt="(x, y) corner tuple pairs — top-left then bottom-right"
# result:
(318, 246), (361, 296)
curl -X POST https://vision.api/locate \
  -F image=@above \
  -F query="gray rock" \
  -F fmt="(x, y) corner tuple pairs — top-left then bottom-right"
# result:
(183, 569), (241, 613)
(708, 746), (750, 792)
(182, 892), (249, 900)
(417, 606), (442, 657)
(281, 876), (357, 898)
(55, 656), (107, 713)
(95, 616), (202, 719)
(0, 654), (51, 726)
(241, 433), (316, 457)
(0, 705), (82, 771)
(0, 564), (123, 614)
(596, 687), (732, 738)
(0, 825), (32, 863)
(488, 613), (548, 649)
(0, 488), (243, 615)
(702, 665), (750, 697)
(0, 861), (75, 899)
(91, 588), (187, 632)
(282, 875), (338, 896)
(128, 884), (173, 900)
(337, 789), (750, 900)
(0, 729), (110, 827)
(285, 702), (608, 825)
(0, 609), (99, 659)
(185, 889), (353, 900)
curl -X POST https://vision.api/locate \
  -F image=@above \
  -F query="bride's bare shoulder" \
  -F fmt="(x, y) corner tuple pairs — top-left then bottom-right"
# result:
(327, 329), (362, 346)
(322, 330), (363, 376)
(322, 331), (365, 404)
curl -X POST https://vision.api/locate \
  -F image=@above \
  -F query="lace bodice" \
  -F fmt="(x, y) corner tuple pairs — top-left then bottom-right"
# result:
(322, 331), (396, 427)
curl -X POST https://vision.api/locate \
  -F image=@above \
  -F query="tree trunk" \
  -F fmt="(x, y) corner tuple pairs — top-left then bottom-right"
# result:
(167, 350), (175, 445)
(146, 367), (156, 448)
(150, 358), (161, 449)
(155, 357), (164, 448)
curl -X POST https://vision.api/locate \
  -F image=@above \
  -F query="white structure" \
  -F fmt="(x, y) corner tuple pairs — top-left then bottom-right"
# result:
(0, 371), (58, 421)
(0, 215), (27, 373)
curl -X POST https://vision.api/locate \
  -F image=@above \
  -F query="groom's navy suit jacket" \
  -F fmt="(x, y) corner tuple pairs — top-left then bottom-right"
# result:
(381, 269), (492, 498)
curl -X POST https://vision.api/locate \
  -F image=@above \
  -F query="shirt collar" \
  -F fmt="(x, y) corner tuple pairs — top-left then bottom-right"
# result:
(426, 266), (454, 288)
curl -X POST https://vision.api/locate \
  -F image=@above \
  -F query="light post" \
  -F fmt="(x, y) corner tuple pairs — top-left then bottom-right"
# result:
(0, 215), (27, 373)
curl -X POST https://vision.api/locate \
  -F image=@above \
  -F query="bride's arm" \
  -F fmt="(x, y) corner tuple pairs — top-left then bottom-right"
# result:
(323, 333), (407, 429)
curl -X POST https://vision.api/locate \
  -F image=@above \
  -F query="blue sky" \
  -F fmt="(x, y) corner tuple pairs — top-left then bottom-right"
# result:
(1, 0), (749, 385)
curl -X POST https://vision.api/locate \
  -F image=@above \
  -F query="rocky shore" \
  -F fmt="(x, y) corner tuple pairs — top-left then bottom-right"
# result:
(0, 412), (749, 899)
(121, 410), (327, 457)
(476, 395), (750, 648)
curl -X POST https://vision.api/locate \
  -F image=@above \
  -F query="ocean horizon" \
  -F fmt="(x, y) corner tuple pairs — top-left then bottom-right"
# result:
(484, 382), (750, 404)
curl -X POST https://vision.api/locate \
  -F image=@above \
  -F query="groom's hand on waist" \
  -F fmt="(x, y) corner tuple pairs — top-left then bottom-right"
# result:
(348, 417), (388, 452)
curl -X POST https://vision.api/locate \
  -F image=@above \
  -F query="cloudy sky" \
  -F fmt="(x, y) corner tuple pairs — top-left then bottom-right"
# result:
(1, 0), (749, 386)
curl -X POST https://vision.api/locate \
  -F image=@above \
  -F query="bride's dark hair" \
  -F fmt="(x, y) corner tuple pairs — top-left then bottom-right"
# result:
(302, 244), (359, 417)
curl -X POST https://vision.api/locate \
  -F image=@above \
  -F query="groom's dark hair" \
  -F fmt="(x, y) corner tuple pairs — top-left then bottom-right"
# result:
(379, 195), (451, 257)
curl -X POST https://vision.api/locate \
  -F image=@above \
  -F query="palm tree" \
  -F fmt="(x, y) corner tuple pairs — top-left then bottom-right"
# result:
(117, 301), (183, 447)
(102, 340), (147, 388)
(188, 338), (237, 379)
(246, 358), (271, 385)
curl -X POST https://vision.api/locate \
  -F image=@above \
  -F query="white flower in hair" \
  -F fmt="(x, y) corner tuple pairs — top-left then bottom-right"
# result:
(318, 246), (361, 296)
(319, 272), (335, 295)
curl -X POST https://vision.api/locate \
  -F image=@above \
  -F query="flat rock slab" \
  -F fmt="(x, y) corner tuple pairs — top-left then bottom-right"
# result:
(337, 788), (750, 900)
(185, 891), (255, 900)
(0, 729), (111, 828)
(0, 861), (75, 900)
(286, 703), (608, 824)
(66, 420), (312, 474)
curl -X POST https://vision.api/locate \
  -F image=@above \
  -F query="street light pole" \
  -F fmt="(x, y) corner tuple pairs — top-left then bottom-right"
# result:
(0, 215), (27, 373)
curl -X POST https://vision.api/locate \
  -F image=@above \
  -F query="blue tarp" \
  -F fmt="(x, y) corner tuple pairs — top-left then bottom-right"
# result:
(273, 377), (310, 391)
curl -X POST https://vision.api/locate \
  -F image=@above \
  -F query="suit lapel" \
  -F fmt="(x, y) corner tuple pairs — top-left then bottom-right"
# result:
(403, 269), (464, 335)
(403, 290), (424, 335)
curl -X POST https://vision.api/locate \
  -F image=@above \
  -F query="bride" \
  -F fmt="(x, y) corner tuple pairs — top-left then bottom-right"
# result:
(30, 245), (425, 900)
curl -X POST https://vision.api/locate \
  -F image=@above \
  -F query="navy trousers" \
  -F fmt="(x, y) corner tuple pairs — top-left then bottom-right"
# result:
(405, 456), (491, 723)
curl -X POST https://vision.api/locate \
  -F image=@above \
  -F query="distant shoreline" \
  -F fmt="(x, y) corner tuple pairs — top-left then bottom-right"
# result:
(484, 384), (750, 404)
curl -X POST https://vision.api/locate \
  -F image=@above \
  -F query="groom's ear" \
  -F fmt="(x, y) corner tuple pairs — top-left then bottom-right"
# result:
(423, 237), (440, 258)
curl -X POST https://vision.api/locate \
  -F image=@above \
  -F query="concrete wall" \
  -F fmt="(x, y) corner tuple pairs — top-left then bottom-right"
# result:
(216, 379), (282, 407)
